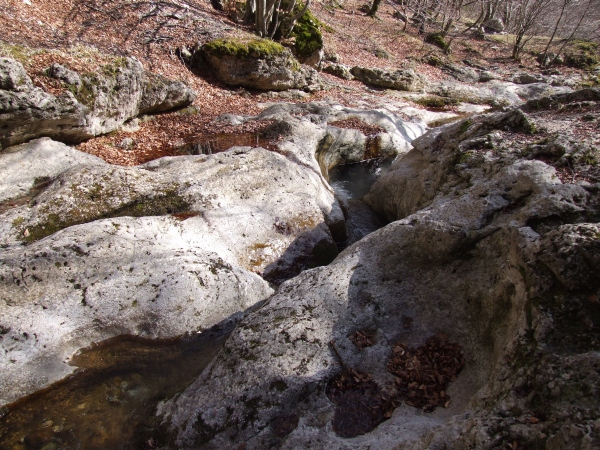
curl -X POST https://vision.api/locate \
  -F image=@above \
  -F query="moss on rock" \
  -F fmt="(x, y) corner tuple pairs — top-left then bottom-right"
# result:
(21, 184), (191, 244)
(203, 38), (286, 59)
(565, 41), (599, 70)
(425, 33), (449, 52)
(291, 8), (324, 58)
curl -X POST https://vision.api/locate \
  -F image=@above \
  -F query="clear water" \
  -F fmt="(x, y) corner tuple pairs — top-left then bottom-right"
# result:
(328, 158), (390, 249)
(328, 157), (392, 200)
(0, 322), (234, 449)
(176, 132), (270, 155)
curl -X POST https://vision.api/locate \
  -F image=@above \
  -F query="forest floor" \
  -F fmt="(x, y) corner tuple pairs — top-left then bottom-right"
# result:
(0, 0), (591, 165)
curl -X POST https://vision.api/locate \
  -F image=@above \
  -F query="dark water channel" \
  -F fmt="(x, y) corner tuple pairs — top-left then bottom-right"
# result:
(328, 158), (391, 248)
(329, 157), (392, 200)
(0, 322), (234, 449)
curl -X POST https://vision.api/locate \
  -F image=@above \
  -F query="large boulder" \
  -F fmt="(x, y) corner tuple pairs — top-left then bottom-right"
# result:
(322, 63), (354, 80)
(156, 93), (600, 449)
(350, 66), (426, 91)
(200, 38), (321, 91)
(425, 78), (573, 107)
(0, 137), (105, 203)
(482, 17), (504, 33)
(441, 63), (480, 83)
(0, 141), (337, 404)
(0, 56), (196, 149)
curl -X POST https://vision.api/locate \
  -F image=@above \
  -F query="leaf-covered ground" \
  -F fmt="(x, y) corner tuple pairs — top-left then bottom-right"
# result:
(0, 0), (590, 166)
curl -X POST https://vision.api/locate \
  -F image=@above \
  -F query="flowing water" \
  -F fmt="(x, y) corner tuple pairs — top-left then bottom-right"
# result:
(328, 158), (391, 248)
(328, 157), (392, 200)
(0, 321), (235, 449)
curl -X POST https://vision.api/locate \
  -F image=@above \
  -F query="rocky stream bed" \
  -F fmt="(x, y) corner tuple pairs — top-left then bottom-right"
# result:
(1, 51), (599, 449)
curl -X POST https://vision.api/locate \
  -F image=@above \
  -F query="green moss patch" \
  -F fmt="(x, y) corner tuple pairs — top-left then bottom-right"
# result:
(565, 41), (599, 70)
(203, 38), (286, 58)
(425, 33), (449, 52)
(0, 41), (40, 65)
(21, 186), (191, 244)
(290, 7), (324, 58)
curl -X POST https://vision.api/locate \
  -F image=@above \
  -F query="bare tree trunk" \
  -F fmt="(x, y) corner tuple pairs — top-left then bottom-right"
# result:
(368, 0), (384, 17)
(245, 0), (256, 22)
(542, 0), (570, 62)
(551, 0), (593, 64)
(285, 0), (311, 37)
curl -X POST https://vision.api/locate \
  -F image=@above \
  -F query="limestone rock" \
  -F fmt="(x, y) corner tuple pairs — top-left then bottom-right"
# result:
(322, 63), (354, 80)
(0, 98), (430, 407)
(139, 72), (197, 114)
(478, 70), (498, 82)
(44, 62), (81, 87)
(0, 57), (196, 149)
(441, 63), (480, 83)
(482, 17), (504, 33)
(512, 72), (546, 84)
(0, 57), (33, 91)
(0, 216), (274, 406)
(0, 144), (338, 404)
(521, 88), (600, 111)
(300, 48), (324, 69)
(350, 66), (426, 91)
(0, 99), (429, 405)
(0, 138), (105, 203)
(426, 79), (572, 107)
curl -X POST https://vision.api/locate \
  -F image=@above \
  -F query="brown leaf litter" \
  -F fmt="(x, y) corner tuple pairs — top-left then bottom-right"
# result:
(326, 333), (465, 437)
(387, 334), (465, 412)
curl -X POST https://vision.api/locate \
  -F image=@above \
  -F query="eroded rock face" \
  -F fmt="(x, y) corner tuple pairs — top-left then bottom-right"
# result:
(0, 57), (196, 149)
(0, 218), (274, 406)
(0, 142), (335, 404)
(0, 138), (105, 203)
(157, 93), (600, 449)
(322, 63), (354, 80)
(425, 79), (573, 106)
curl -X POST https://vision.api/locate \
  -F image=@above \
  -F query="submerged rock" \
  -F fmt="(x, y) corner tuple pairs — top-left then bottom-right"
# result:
(0, 56), (196, 149)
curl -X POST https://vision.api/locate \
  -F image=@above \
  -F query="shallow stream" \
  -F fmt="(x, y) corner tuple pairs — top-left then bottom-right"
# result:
(329, 158), (390, 248)
(0, 322), (234, 449)
(176, 132), (270, 155)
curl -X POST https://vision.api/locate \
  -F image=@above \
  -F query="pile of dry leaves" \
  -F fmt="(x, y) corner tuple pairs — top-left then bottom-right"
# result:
(326, 333), (465, 438)
(326, 366), (399, 438)
(388, 334), (465, 412)
(328, 118), (385, 138)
